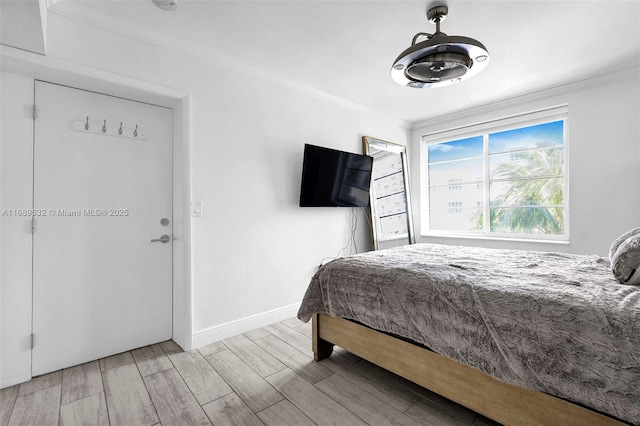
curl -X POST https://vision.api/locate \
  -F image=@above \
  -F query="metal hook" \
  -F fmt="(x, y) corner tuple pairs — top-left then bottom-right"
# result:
(134, 125), (138, 137)
(118, 122), (123, 135)
(85, 117), (89, 130)
(102, 119), (107, 133)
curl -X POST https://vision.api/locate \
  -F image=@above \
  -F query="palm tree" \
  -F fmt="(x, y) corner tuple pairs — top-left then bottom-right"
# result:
(481, 145), (564, 234)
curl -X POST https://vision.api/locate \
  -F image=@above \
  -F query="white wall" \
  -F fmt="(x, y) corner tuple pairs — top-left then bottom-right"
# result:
(0, 10), (409, 384)
(182, 70), (408, 333)
(0, 72), (34, 386)
(410, 68), (640, 256)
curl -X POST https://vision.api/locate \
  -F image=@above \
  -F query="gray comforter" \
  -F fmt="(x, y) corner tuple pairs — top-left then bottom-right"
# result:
(297, 244), (640, 425)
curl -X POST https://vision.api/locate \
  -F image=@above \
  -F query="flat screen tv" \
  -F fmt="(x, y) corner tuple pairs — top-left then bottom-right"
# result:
(299, 143), (373, 207)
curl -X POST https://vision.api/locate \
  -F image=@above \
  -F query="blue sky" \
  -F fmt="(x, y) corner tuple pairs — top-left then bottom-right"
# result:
(428, 120), (564, 163)
(428, 136), (483, 163)
(489, 120), (563, 154)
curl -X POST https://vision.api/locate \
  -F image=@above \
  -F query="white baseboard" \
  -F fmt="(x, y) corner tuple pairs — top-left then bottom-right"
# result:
(192, 302), (301, 350)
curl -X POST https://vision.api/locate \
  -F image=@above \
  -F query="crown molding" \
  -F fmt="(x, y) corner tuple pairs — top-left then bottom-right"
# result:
(46, 2), (412, 130)
(411, 66), (640, 131)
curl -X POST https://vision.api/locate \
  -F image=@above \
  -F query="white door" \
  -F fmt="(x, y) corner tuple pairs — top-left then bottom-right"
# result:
(32, 81), (173, 375)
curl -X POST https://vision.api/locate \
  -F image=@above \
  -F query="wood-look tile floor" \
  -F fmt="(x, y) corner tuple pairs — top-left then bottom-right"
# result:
(0, 317), (501, 426)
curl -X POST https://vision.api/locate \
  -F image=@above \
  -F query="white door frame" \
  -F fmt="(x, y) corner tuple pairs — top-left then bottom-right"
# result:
(2, 46), (193, 355)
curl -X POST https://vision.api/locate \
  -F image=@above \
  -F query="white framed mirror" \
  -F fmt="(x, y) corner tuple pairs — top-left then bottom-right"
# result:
(362, 136), (415, 250)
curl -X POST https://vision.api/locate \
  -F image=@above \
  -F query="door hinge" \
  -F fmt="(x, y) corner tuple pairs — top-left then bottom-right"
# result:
(30, 334), (34, 349)
(33, 104), (37, 120)
(31, 218), (36, 233)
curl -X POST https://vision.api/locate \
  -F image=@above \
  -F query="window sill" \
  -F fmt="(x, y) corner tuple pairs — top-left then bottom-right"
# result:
(421, 232), (570, 245)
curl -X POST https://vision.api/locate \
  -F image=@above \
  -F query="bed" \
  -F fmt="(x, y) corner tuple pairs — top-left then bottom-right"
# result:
(297, 243), (640, 426)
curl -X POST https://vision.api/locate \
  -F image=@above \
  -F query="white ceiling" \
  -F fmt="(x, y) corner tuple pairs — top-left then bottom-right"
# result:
(47, 0), (640, 124)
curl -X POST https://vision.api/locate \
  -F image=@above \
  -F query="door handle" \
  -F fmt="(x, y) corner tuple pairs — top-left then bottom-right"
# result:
(151, 235), (171, 243)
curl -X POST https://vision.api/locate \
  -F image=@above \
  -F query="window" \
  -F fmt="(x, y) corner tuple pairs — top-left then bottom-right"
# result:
(422, 107), (567, 241)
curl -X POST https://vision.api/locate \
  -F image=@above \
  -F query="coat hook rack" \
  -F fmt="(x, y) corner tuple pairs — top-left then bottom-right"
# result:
(72, 118), (147, 141)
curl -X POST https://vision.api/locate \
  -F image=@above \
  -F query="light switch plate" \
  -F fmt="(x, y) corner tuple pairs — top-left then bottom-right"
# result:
(191, 201), (202, 217)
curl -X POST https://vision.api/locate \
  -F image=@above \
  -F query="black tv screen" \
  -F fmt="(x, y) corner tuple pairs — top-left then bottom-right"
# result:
(299, 144), (373, 207)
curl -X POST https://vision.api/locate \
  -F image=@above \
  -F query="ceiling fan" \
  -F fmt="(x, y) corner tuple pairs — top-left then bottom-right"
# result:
(391, 5), (489, 88)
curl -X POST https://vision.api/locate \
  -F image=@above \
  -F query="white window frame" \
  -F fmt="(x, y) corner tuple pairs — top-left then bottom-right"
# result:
(420, 105), (569, 243)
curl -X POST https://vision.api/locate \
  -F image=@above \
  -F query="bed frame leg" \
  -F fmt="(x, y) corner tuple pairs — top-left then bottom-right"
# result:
(312, 313), (334, 361)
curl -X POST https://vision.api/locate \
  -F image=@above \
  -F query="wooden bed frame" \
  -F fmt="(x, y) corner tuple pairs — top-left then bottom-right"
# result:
(312, 313), (628, 426)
